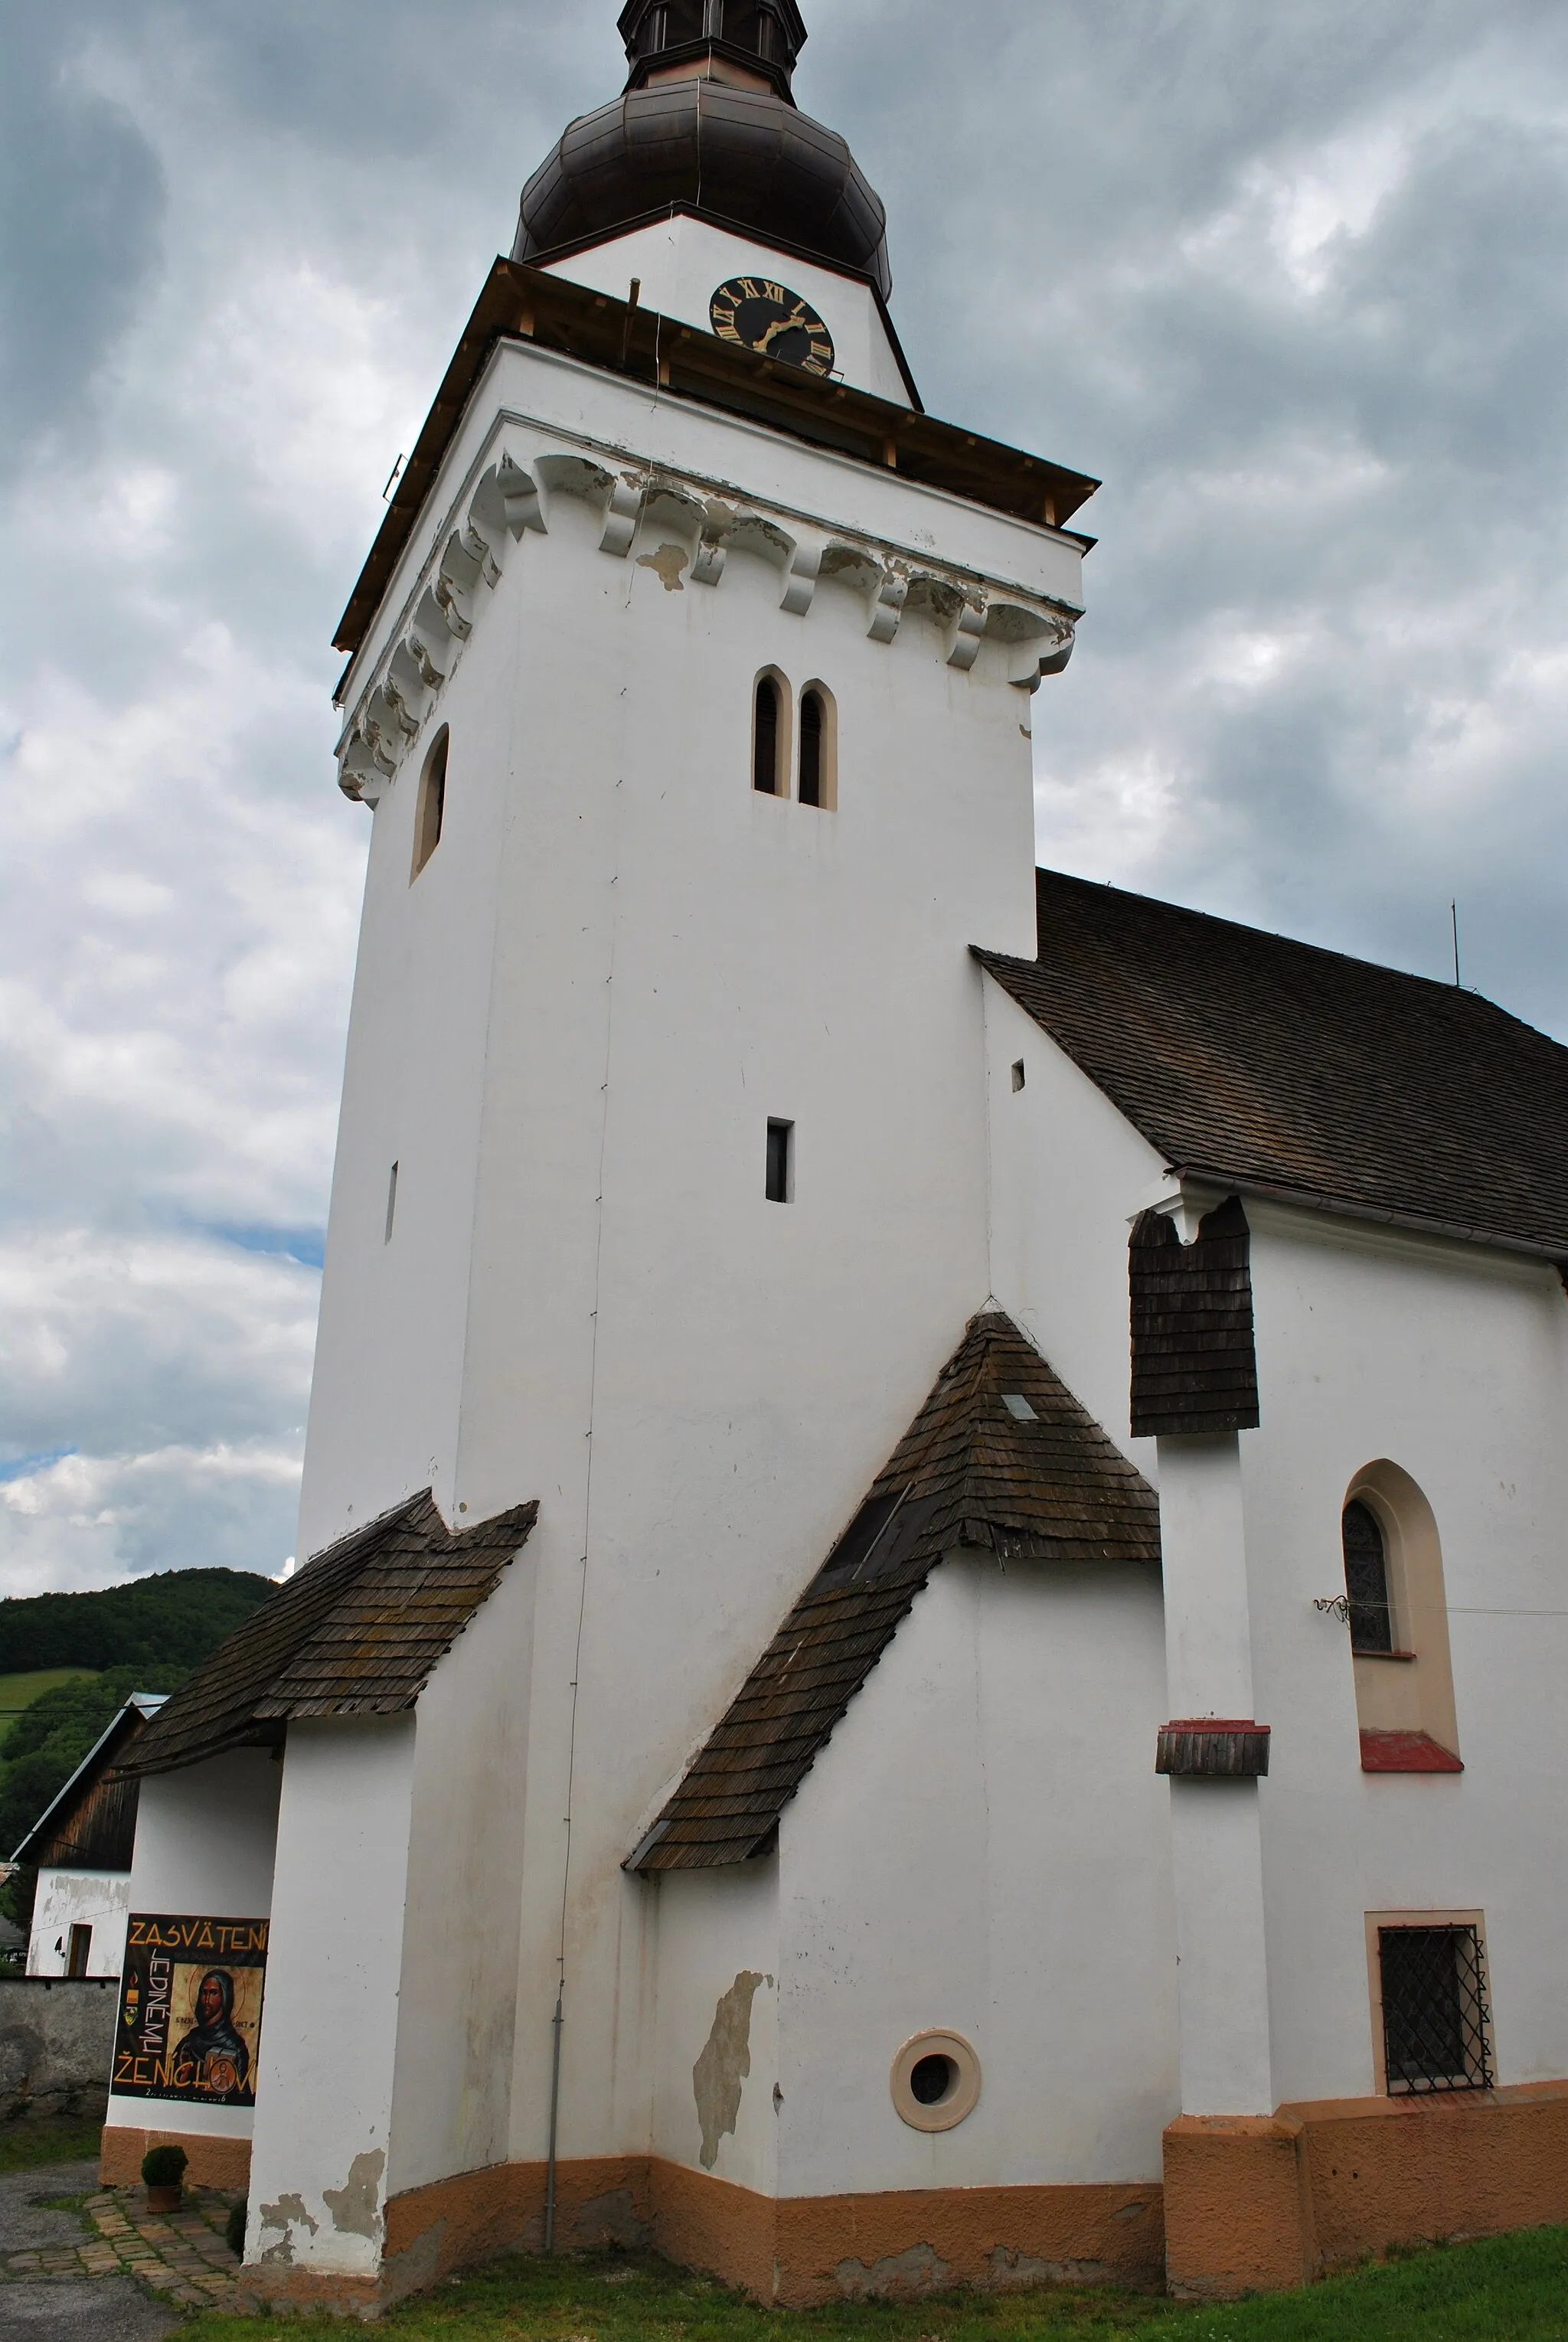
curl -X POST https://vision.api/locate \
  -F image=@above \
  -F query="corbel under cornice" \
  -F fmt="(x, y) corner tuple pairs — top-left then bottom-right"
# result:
(335, 433), (1080, 803)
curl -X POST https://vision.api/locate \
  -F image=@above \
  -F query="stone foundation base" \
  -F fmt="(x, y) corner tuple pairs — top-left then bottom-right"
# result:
(246, 2157), (1164, 2313)
(1163, 2078), (1568, 2298)
(100, 2125), (252, 2193)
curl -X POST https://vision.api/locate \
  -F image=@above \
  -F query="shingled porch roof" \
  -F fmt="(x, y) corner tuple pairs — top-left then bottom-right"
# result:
(626, 1311), (1159, 1874)
(117, 1491), (537, 1779)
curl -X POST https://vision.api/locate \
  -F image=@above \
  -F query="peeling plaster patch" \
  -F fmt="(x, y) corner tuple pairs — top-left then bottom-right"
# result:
(636, 543), (688, 592)
(256, 2192), (318, 2265)
(835, 2242), (950, 2298)
(323, 2148), (386, 2239)
(987, 2245), (1110, 2288)
(693, 1969), (764, 2170)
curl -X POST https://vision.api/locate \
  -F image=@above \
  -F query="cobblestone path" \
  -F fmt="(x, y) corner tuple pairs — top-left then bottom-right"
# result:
(2, 2172), (243, 2316)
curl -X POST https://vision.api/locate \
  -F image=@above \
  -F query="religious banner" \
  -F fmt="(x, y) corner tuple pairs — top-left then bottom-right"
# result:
(113, 1915), (269, 2107)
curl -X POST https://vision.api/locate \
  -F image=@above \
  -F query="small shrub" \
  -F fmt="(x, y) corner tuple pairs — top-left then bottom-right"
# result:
(140, 2144), (188, 2189)
(226, 2197), (248, 2257)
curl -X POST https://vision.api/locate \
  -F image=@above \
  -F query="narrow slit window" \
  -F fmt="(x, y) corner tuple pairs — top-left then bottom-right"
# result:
(385, 1162), (400, 1244)
(766, 1119), (792, 1204)
(1011, 1060), (1026, 1092)
(1378, 1924), (1491, 2093)
(67, 1924), (93, 1978)
(412, 727), (449, 879)
(1343, 1498), (1393, 1653)
(753, 676), (781, 795)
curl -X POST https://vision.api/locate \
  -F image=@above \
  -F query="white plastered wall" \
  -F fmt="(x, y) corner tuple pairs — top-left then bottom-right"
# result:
(979, 984), (1568, 2114)
(388, 1556), (539, 2195)
(106, 1750), (282, 2145)
(28, 1870), (129, 1979)
(647, 1863), (779, 2194)
(302, 335), (1069, 2185)
(1242, 1210), (1568, 2104)
(981, 978), (1165, 1471)
(247, 1717), (415, 2275)
(771, 1554), (1175, 2197)
(541, 214), (914, 403)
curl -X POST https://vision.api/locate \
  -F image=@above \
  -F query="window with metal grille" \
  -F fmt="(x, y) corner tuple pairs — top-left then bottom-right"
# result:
(1343, 1498), (1393, 1653)
(1378, 1924), (1491, 2093)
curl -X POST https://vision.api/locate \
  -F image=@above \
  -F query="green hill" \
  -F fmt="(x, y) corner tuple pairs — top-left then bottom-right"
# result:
(0, 1567), (276, 1675)
(0, 1570), (279, 1940)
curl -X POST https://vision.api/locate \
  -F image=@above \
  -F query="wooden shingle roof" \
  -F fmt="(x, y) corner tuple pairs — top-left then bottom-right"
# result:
(977, 869), (1568, 1260)
(118, 1492), (537, 1779)
(627, 1312), (1158, 1873)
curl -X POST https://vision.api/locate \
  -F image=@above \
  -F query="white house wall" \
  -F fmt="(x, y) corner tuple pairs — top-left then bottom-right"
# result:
(540, 215), (913, 404)
(1241, 1209), (1568, 2105)
(28, 1870), (129, 1980)
(106, 1749), (282, 2147)
(773, 1553), (1176, 2198)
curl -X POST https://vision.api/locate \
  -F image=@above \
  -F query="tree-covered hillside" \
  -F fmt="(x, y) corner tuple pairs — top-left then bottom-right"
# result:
(0, 1567), (275, 1675)
(0, 1569), (278, 1941)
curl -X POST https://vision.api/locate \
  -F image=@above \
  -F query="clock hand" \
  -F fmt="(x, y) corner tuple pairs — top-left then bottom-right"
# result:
(757, 305), (810, 350)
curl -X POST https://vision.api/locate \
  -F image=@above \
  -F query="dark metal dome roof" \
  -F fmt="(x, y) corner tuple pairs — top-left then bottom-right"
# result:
(511, 77), (892, 301)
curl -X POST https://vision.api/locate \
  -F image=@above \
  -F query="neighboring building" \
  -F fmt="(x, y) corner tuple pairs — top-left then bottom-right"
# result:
(14, 1695), (167, 1980)
(110, 0), (1568, 2316)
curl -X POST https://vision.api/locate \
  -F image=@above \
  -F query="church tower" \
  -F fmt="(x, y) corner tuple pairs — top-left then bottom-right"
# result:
(145, 5), (1097, 2304)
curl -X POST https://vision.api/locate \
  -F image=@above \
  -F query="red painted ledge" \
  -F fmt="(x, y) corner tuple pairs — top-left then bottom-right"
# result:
(1360, 1728), (1463, 1772)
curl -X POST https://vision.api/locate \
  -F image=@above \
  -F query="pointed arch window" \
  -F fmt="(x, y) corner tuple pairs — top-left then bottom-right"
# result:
(797, 682), (836, 808)
(412, 727), (448, 880)
(753, 672), (785, 795)
(1339, 1466), (1462, 1772)
(1342, 1498), (1393, 1654)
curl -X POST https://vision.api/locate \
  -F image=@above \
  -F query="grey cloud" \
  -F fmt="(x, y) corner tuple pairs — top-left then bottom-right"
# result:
(0, 14), (166, 469)
(3, 0), (1567, 1590)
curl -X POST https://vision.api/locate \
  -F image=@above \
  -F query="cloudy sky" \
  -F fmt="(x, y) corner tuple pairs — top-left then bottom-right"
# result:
(3, 0), (1566, 1595)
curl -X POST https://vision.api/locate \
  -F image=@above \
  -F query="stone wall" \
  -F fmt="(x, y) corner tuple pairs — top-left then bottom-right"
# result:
(0, 1978), (116, 2122)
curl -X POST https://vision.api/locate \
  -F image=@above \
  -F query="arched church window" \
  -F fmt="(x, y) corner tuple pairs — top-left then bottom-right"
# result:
(1340, 1465), (1462, 1772)
(753, 674), (785, 795)
(412, 727), (449, 880)
(798, 686), (830, 807)
(1343, 1498), (1393, 1654)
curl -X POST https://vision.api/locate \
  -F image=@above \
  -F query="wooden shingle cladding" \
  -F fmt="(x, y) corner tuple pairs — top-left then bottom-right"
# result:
(117, 1493), (538, 1780)
(975, 869), (1568, 1260)
(1129, 1197), (1260, 1439)
(627, 1311), (1159, 1874)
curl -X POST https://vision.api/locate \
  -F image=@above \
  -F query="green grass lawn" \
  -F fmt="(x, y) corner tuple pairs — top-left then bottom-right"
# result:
(0, 1667), (98, 1722)
(178, 2226), (1568, 2342)
(0, 2117), (105, 2173)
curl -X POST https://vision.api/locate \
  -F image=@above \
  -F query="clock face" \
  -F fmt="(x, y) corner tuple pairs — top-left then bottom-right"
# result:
(709, 276), (835, 377)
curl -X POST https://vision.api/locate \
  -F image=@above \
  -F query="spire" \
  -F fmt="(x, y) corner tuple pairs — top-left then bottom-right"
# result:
(617, 0), (808, 105)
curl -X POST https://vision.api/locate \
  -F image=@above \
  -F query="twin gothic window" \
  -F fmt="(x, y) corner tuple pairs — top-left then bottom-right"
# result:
(753, 673), (835, 808)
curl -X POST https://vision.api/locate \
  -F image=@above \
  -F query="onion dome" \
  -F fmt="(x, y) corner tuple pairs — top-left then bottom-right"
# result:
(511, 1), (892, 302)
